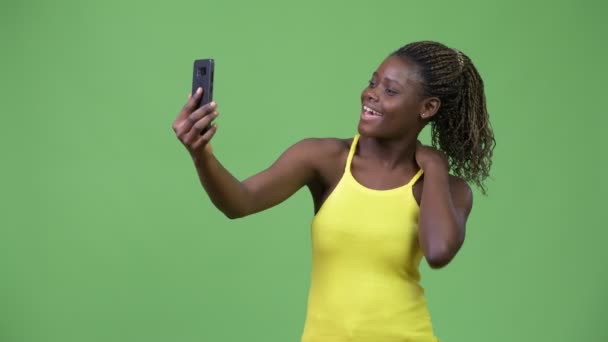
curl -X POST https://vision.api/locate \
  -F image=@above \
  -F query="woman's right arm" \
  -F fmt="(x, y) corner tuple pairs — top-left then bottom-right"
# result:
(173, 88), (319, 219)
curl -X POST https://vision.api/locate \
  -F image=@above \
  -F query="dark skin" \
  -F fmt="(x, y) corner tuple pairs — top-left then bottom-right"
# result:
(173, 56), (473, 269)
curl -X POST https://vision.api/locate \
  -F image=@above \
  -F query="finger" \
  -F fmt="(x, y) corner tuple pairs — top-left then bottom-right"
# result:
(177, 87), (203, 121)
(176, 101), (216, 137)
(182, 111), (219, 144)
(188, 101), (217, 122)
(173, 88), (203, 133)
(192, 111), (219, 131)
(191, 124), (218, 150)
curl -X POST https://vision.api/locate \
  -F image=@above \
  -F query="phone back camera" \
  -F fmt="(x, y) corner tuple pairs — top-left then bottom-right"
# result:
(197, 67), (207, 77)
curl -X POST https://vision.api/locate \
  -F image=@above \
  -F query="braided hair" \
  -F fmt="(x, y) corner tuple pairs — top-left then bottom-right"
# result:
(392, 41), (496, 194)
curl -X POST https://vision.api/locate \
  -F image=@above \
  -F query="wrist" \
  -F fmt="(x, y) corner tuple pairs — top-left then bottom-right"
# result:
(190, 147), (214, 164)
(421, 156), (449, 173)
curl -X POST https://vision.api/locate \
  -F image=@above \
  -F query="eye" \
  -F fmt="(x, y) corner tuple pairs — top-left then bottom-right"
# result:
(368, 79), (377, 88)
(385, 88), (398, 95)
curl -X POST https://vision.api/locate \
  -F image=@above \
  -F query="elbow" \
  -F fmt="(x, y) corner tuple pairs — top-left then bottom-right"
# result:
(220, 187), (256, 220)
(424, 238), (463, 269)
(212, 198), (251, 220)
(421, 225), (465, 269)
(224, 211), (242, 220)
(425, 249), (453, 269)
(222, 208), (247, 220)
(221, 204), (252, 220)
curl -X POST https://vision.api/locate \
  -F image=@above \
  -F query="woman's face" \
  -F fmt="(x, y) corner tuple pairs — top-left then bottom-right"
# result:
(358, 55), (427, 139)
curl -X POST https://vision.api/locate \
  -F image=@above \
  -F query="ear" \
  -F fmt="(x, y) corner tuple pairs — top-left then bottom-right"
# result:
(420, 97), (441, 120)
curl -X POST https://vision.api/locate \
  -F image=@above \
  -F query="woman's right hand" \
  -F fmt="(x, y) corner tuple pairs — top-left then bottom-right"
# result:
(172, 87), (219, 158)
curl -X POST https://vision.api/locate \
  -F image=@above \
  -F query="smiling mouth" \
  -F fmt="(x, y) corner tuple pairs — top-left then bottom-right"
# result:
(362, 105), (383, 117)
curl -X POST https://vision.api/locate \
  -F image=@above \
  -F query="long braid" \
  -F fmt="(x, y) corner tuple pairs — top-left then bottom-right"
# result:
(393, 41), (496, 194)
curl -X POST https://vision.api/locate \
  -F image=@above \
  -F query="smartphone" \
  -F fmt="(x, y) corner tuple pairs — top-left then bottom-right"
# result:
(192, 59), (215, 110)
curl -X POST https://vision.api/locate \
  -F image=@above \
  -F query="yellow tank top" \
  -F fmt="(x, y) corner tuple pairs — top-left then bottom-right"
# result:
(301, 134), (439, 342)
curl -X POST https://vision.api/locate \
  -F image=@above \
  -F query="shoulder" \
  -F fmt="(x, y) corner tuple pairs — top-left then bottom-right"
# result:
(289, 137), (353, 184)
(414, 173), (473, 210)
(448, 175), (472, 195)
(290, 137), (352, 161)
(448, 174), (474, 216)
(294, 137), (351, 151)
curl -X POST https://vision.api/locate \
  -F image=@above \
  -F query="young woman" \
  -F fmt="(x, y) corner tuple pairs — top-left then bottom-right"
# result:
(172, 40), (495, 342)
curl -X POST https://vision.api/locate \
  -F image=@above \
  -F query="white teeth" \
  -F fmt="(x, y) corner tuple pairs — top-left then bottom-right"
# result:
(363, 106), (382, 116)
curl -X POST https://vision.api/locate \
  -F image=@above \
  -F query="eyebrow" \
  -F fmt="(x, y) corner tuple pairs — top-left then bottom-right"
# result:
(372, 72), (404, 88)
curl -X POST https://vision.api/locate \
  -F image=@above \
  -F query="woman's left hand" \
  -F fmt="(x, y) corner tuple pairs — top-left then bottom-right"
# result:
(415, 141), (449, 172)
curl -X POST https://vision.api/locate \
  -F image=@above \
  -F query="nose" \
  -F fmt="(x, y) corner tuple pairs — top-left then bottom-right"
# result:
(363, 87), (379, 102)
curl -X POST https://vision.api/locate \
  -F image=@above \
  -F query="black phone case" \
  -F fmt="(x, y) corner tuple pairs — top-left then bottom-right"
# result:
(192, 59), (214, 109)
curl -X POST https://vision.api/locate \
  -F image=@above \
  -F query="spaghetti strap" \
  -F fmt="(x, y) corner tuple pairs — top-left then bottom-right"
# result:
(406, 168), (425, 187)
(345, 134), (423, 189)
(345, 134), (360, 173)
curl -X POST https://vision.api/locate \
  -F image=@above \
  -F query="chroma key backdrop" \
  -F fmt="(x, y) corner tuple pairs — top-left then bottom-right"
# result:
(1, 0), (606, 341)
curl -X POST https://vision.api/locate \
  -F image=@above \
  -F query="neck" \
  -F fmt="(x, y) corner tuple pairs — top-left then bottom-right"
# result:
(357, 134), (419, 170)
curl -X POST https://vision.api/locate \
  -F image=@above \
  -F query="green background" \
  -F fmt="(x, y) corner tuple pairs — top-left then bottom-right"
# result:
(1, 0), (606, 341)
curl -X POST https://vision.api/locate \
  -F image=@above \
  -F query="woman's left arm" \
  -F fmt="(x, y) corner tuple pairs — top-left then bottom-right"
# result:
(415, 142), (473, 269)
